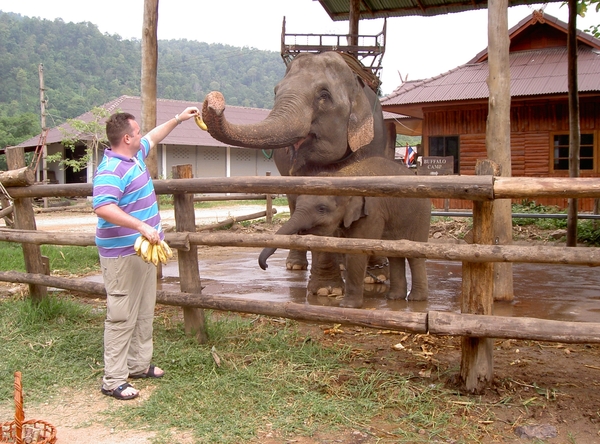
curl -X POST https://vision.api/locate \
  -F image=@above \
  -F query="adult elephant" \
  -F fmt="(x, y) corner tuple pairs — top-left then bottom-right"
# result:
(202, 51), (394, 286)
(258, 157), (431, 308)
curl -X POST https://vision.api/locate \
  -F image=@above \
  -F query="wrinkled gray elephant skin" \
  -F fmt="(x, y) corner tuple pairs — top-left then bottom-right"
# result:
(258, 157), (431, 308)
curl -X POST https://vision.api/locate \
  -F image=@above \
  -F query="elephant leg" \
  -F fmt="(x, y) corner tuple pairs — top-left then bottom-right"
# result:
(387, 257), (408, 300)
(283, 193), (309, 270)
(364, 255), (389, 284)
(340, 253), (368, 308)
(407, 258), (429, 301)
(307, 251), (344, 297)
(286, 250), (309, 270)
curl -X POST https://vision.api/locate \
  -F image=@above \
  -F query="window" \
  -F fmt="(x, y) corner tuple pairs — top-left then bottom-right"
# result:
(429, 136), (459, 173)
(553, 134), (595, 171)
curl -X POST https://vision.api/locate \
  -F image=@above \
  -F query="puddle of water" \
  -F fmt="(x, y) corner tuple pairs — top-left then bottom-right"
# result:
(88, 249), (600, 323)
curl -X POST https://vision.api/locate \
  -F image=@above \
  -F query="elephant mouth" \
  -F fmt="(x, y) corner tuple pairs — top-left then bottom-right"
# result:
(293, 133), (316, 151)
(289, 133), (317, 174)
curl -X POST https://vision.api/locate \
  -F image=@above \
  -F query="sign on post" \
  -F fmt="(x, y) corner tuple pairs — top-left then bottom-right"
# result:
(416, 156), (454, 176)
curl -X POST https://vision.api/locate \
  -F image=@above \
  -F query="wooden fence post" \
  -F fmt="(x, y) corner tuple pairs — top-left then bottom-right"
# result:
(459, 160), (497, 393)
(172, 164), (208, 343)
(265, 171), (273, 224)
(5, 147), (47, 302)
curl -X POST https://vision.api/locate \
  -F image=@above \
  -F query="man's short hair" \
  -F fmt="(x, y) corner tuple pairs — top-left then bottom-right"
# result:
(106, 112), (136, 147)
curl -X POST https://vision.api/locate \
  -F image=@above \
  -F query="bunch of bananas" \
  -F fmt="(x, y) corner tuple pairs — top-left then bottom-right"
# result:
(134, 236), (174, 266)
(194, 114), (208, 131)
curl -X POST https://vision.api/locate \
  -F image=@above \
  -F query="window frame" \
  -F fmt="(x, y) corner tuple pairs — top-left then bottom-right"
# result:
(549, 132), (597, 175)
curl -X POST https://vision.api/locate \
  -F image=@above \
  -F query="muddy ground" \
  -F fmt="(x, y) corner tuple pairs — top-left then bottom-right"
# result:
(1, 205), (600, 443)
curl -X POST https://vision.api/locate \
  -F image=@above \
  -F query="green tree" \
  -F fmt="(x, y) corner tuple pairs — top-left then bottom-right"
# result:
(52, 107), (110, 173)
(578, 0), (600, 37)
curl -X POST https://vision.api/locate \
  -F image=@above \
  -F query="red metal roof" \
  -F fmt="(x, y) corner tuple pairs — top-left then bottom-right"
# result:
(16, 95), (270, 149)
(380, 12), (600, 117)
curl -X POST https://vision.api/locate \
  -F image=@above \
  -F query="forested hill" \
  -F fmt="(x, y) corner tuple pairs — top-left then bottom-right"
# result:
(0, 11), (285, 148)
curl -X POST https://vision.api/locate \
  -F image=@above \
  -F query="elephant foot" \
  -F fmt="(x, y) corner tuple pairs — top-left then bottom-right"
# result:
(364, 282), (388, 295)
(365, 257), (389, 284)
(364, 272), (387, 285)
(286, 250), (309, 271)
(407, 289), (428, 301)
(311, 286), (344, 297)
(339, 295), (363, 308)
(387, 290), (408, 301)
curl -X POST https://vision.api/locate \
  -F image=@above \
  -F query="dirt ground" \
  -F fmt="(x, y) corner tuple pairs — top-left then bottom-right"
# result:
(1, 205), (600, 443)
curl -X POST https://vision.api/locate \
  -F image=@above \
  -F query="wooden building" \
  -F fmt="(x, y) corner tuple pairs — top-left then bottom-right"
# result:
(381, 11), (600, 211)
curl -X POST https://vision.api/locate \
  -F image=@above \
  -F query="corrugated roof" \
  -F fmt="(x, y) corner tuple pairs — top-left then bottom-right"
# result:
(16, 96), (270, 149)
(317, 0), (562, 20)
(380, 12), (600, 116)
(382, 46), (600, 108)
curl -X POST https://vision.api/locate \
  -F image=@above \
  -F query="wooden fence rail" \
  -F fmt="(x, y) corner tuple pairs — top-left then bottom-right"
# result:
(7, 175), (600, 200)
(3, 229), (600, 267)
(2, 270), (600, 344)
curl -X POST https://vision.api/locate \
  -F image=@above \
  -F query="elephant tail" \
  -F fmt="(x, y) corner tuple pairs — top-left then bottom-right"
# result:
(258, 247), (277, 270)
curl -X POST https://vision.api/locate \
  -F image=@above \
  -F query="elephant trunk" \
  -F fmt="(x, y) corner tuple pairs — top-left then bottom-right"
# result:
(258, 216), (310, 270)
(202, 91), (310, 149)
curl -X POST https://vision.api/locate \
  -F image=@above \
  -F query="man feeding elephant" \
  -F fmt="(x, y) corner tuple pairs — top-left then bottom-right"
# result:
(93, 106), (198, 400)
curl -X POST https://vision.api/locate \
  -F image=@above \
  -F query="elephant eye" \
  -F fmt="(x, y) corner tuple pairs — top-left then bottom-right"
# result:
(316, 204), (329, 214)
(317, 90), (331, 102)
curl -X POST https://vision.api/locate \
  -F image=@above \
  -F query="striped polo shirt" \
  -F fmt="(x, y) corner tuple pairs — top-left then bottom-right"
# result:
(92, 137), (163, 258)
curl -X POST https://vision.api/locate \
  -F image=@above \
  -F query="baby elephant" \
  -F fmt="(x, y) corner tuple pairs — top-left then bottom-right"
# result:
(258, 157), (431, 308)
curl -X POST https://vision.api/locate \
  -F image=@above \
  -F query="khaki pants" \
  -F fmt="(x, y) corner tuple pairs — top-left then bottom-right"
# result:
(100, 255), (156, 391)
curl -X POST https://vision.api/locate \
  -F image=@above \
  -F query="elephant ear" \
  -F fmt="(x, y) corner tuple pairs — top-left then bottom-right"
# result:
(347, 78), (375, 152)
(343, 196), (367, 228)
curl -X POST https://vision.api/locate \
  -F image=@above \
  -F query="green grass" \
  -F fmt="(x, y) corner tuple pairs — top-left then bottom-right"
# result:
(0, 242), (100, 274)
(0, 296), (480, 443)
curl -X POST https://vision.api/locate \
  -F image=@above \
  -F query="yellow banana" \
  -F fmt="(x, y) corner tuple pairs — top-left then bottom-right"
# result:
(161, 240), (173, 258)
(194, 114), (208, 131)
(156, 243), (168, 265)
(140, 239), (151, 261)
(151, 243), (159, 266)
(134, 235), (144, 255)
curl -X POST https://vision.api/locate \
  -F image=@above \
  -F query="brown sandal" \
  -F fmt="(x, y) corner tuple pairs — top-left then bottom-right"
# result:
(101, 383), (139, 400)
(129, 364), (164, 379)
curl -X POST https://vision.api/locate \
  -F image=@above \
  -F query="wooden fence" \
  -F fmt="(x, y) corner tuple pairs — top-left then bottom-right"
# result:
(2, 146), (600, 392)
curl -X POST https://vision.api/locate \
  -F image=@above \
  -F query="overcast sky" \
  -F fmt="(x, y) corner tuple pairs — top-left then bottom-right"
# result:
(1, 0), (599, 95)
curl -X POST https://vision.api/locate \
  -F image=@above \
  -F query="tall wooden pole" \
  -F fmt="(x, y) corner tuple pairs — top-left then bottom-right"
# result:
(39, 64), (48, 208)
(486, 0), (513, 301)
(348, 0), (360, 48)
(566, 0), (580, 246)
(142, 0), (161, 277)
(141, 0), (159, 177)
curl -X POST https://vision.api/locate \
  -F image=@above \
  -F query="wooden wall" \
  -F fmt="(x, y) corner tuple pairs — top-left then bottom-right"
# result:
(424, 97), (600, 211)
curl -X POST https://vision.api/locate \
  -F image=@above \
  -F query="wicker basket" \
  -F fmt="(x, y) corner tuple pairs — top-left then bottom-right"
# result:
(1, 372), (56, 444)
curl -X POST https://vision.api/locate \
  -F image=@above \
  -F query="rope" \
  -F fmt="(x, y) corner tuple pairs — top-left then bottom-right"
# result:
(0, 180), (13, 203)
